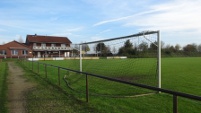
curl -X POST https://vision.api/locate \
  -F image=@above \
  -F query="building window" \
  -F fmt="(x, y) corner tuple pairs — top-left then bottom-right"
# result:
(11, 50), (18, 55)
(33, 43), (37, 46)
(51, 44), (56, 47)
(41, 43), (46, 47)
(22, 50), (28, 55)
(61, 44), (66, 47)
(0, 50), (6, 55)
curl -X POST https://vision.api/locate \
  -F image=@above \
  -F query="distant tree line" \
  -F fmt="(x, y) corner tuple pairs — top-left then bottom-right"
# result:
(92, 40), (201, 58)
(162, 42), (201, 57)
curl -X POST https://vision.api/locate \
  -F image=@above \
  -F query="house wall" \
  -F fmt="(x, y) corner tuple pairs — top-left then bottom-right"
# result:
(0, 41), (32, 58)
(30, 42), (72, 58)
(25, 35), (73, 58)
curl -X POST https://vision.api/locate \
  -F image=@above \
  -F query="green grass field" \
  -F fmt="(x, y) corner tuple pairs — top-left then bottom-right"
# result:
(0, 62), (8, 113)
(22, 57), (201, 113)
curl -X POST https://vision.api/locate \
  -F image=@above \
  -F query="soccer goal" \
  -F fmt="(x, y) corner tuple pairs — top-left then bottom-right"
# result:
(79, 30), (161, 87)
(65, 30), (161, 97)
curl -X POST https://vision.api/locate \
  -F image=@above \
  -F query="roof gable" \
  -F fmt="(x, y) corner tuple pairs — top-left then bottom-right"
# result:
(0, 40), (31, 50)
(26, 35), (72, 44)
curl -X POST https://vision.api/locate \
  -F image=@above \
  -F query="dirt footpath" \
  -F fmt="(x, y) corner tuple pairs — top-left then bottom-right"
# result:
(7, 62), (35, 113)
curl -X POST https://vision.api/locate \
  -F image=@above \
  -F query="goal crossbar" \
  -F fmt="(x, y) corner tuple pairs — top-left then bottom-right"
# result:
(80, 30), (159, 45)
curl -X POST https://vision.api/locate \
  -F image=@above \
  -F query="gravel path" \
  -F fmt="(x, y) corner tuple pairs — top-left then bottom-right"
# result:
(7, 62), (35, 113)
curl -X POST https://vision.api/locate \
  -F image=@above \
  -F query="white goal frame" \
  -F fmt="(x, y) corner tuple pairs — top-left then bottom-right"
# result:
(79, 30), (161, 89)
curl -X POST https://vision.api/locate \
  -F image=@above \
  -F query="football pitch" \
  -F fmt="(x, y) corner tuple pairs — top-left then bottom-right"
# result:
(27, 57), (201, 113)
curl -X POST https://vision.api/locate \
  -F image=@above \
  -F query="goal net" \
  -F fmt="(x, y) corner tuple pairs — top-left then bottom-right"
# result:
(65, 30), (161, 97)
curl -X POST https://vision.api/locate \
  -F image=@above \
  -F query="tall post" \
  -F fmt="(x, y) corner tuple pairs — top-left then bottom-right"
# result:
(173, 95), (178, 113)
(157, 30), (161, 89)
(86, 74), (89, 102)
(80, 44), (82, 72)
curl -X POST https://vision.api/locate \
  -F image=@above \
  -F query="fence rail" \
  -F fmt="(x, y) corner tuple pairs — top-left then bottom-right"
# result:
(20, 60), (201, 113)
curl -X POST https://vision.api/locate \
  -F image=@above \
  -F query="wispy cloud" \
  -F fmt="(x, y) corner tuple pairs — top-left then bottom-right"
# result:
(126, 0), (201, 32)
(50, 27), (84, 42)
(93, 15), (132, 27)
(93, 0), (201, 33)
(95, 29), (111, 35)
(90, 36), (105, 42)
(93, 9), (163, 27)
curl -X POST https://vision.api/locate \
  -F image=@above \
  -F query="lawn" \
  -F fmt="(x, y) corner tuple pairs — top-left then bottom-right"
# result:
(162, 57), (201, 95)
(0, 62), (8, 113)
(21, 57), (201, 113)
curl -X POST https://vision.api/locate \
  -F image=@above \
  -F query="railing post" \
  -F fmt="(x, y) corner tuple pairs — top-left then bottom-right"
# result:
(58, 67), (60, 86)
(86, 74), (89, 103)
(173, 95), (178, 113)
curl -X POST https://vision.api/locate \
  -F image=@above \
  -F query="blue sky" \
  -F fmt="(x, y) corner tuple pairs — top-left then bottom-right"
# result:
(0, 0), (201, 46)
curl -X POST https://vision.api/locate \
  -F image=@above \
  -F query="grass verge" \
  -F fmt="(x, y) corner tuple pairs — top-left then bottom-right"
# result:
(18, 62), (99, 113)
(0, 62), (8, 113)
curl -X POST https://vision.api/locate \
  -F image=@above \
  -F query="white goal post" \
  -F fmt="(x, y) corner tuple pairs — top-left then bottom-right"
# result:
(79, 30), (161, 88)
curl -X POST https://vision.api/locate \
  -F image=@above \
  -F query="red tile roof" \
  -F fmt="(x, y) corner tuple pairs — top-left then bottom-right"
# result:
(0, 40), (31, 50)
(26, 35), (72, 44)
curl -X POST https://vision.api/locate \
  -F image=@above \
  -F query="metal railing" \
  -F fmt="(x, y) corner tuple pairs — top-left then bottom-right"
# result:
(20, 60), (201, 113)
(33, 46), (73, 50)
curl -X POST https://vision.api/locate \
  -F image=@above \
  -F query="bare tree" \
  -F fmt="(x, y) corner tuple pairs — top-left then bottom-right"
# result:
(82, 44), (90, 53)
(175, 44), (181, 51)
(112, 46), (116, 55)
(183, 43), (197, 52)
(139, 42), (148, 52)
(197, 44), (201, 52)
(161, 41), (165, 49)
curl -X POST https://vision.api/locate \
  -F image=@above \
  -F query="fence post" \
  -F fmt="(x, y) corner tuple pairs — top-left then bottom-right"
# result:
(173, 95), (178, 113)
(86, 74), (89, 103)
(58, 67), (60, 86)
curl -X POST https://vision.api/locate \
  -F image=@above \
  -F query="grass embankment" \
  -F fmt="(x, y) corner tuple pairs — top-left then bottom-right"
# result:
(0, 62), (8, 113)
(19, 62), (99, 113)
(21, 57), (201, 113)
